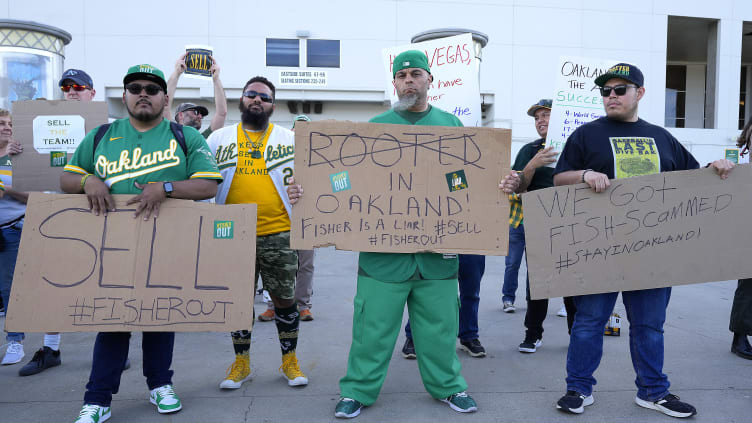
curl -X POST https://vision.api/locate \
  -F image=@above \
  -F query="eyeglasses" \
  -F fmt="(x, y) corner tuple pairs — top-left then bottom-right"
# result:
(242, 90), (273, 103)
(182, 109), (201, 117)
(125, 83), (162, 96)
(60, 84), (90, 93)
(599, 84), (637, 97)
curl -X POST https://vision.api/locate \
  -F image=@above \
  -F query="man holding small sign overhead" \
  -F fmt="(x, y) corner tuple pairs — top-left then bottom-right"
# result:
(552, 62), (733, 418)
(60, 64), (222, 422)
(288, 50), (520, 419)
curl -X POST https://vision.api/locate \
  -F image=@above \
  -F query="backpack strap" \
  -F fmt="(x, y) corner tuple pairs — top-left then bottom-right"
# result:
(92, 122), (188, 161)
(91, 123), (111, 160)
(169, 121), (188, 157)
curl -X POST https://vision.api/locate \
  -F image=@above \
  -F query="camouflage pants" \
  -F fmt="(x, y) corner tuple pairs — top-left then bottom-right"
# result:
(254, 231), (298, 300)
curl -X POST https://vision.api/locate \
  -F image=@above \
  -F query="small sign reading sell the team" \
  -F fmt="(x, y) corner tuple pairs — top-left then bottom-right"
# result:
(32, 115), (86, 154)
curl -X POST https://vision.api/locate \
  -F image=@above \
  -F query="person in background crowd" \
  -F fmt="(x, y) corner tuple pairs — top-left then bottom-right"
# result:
(259, 114), (316, 322)
(0, 108), (27, 367)
(729, 118), (752, 360)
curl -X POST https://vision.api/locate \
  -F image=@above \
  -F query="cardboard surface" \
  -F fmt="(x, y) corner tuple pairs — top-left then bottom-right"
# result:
(382, 33), (481, 127)
(12, 100), (109, 192)
(290, 120), (511, 255)
(5, 194), (256, 332)
(522, 165), (752, 299)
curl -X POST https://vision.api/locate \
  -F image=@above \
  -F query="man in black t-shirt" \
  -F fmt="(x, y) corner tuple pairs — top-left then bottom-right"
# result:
(552, 63), (733, 418)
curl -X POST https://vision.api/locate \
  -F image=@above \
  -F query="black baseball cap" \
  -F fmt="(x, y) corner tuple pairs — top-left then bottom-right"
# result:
(595, 63), (644, 87)
(59, 69), (93, 87)
(175, 102), (209, 119)
(527, 99), (552, 117)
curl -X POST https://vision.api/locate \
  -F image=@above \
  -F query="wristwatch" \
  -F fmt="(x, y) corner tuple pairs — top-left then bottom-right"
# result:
(163, 181), (174, 198)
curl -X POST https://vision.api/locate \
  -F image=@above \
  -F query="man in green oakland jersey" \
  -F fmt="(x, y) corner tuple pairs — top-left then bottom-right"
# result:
(288, 50), (520, 419)
(61, 64), (222, 423)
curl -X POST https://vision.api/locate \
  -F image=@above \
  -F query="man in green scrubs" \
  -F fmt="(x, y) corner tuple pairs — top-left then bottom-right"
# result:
(288, 50), (520, 419)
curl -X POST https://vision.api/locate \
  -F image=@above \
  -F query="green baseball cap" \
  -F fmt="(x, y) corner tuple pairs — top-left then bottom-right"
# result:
(392, 50), (431, 78)
(123, 64), (167, 92)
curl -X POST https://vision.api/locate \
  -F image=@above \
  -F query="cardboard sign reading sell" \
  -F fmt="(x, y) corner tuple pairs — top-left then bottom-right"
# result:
(522, 165), (752, 299)
(5, 194), (257, 332)
(290, 121), (511, 255)
(12, 100), (108, 192)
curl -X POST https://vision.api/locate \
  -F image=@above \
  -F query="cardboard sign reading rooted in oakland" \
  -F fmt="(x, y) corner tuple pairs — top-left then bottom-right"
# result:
(291, 121), (511, 255)
(5, 194), (257, 332)
(522, 165), (752, 300)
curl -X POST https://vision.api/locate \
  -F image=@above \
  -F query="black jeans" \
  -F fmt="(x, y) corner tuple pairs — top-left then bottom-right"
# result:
(524, 275), (577, 340)
(84, 332), (174, 406)
(730, 279), (752, 335)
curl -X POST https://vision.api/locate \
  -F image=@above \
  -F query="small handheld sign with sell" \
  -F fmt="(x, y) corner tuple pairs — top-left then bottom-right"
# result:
(185, 45), (213, 79)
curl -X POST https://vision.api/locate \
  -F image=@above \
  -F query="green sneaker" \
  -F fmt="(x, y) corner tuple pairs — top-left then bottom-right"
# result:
(149, 384), (182, 414)
(334, 397), (363, 418)
(442, 391), (478, 413)
(74, 404), (111, 423)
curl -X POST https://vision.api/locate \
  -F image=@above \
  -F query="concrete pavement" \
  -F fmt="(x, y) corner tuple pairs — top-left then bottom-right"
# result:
(1, 247), (750, 422)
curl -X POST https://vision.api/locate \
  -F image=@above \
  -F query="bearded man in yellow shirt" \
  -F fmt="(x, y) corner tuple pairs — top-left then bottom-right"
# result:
(206, 76), (306, 390)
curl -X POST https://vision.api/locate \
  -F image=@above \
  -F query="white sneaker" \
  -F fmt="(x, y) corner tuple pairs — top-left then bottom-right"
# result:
(557, 305), (567, 317)
(74, 404), (111, 423)
(1, 341), (24, 365)
(149, 384), (182, 414)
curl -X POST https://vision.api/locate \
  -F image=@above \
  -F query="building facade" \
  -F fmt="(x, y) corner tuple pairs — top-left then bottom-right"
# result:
(1, 0), (751, 164)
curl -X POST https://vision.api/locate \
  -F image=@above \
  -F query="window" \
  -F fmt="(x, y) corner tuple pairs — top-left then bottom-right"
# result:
(266, 39), (299, 67)
(307, 40), (340, 68)
(665, 65), (687, 128)
(665, 16), (719, 129)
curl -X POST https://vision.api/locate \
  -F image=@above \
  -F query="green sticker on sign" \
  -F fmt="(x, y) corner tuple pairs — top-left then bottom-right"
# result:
(725, 148), (739, 164)
(330, 170), (351, 193)
(445, 170), (468, 192)
(214, 220), (234, 239)
(50, 151), (67, 167)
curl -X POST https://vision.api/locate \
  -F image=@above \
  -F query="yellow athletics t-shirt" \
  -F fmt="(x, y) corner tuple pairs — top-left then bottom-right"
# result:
(225, 123), (291, 236)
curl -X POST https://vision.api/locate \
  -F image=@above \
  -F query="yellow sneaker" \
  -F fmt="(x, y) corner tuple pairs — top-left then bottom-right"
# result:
(219, 355), (251, 389)
(280, 352), (308, 386)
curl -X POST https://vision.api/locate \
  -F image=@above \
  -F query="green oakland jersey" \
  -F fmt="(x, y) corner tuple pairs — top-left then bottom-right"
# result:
(64, 118), (222, 194)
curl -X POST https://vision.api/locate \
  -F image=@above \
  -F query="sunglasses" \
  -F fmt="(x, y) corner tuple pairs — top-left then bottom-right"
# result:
(243, 90), (273, 103)
(125, 83), (162, 96)
(599, 84), (637, 97)
(60, 84), (90, 93)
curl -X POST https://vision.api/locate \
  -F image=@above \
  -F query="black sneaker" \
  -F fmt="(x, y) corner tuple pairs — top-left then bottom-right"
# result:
(556, 390), (594, 414)
(401, 337), (416, 359)
(519, 337), (542, 353)
(635, 393), (697, 418)
(459, 339), (486, 358)
(18, 347), (61, 376)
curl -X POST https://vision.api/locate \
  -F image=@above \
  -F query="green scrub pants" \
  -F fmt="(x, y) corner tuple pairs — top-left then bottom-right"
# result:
(339, 274), (467, 405)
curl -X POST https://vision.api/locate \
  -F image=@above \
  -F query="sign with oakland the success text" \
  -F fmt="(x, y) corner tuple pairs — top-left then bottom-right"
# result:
(5, 194), (256, 332)
(290, 121), (511, 255)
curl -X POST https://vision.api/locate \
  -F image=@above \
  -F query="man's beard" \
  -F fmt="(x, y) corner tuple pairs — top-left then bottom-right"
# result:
(240, 103), (273, 128)
(393, 93), (419, 111)
(127, 100), (164, 123)
(183, 115), (201, 130)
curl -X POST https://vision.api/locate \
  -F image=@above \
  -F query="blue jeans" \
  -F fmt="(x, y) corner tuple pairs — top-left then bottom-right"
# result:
(566, 288), (672, 401)
(84, 332), (175, 406)
(502, 224), (525, 304)
(0, 222), (25, 342)
(406, 254), (485, 342)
